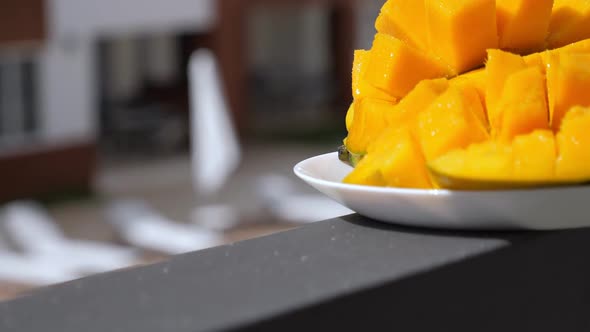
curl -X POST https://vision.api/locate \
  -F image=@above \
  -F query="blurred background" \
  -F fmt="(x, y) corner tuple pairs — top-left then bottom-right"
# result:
(0, 0), (384, 300)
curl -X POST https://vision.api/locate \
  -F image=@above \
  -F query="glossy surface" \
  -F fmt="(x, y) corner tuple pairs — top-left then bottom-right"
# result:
(425, 0), (498, 73)
(496, 0), (553, 52)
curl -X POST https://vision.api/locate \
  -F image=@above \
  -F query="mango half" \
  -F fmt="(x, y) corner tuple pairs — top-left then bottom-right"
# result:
(342, 0), (590, 190)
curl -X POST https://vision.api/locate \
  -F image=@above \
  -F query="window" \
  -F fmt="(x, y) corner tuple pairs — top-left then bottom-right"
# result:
(0, 54), (39, 143)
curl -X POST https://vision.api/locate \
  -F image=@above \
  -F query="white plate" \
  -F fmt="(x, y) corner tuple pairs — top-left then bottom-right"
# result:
(294, 152), (590, 230)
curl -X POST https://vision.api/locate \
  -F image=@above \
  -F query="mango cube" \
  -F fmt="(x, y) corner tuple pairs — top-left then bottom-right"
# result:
(546, 52), (590, 130)
(495, 67), (550, 141)
(556, 106), (590, 180)
(345, 98), (397, 154)
(548, 0), (590, 48)
(425, 0), (498, 73)
(343, 154), (387, 187)
(345, 127), (432, 189)
(365, 33), (450, 99)
(375, 0), (429, 51)
(389, 78), (450, 126)
(496, 0), (554, 52)
(512, 130), (556, 180)
(485, 49), (527, 130)
(416, 85), (489, 161)
(352, 50), (397, 102)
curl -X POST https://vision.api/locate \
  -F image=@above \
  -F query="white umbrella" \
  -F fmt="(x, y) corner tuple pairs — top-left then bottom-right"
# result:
(188, 48), (241, 196)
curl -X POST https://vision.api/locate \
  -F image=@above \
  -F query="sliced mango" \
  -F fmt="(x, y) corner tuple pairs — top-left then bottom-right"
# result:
(451, 68), (487, 104)
(352, 50), (397, 102)
(523, 51), (547, 73)
(345, 127), (432, 189)
(556, 106), (590, 180)
(495, 67), (550, 141)
(375, 0), (428, 51)
(496, 0), (554, 52)
(429, 130), (558, 189)
(548, 0), (590, 49)
(512, 130), (556, 180)
(485, 49), (527, 130)
(429, 141), (514, 184)
(345, 97), (396, 154)
(389, 78), (450, 125)
(546, 52), (590, 130)
(425, 0), (498, 73)
(416, 85), (489, 161)
(342, 154), (387, 187)
(365, 33), (451, 99)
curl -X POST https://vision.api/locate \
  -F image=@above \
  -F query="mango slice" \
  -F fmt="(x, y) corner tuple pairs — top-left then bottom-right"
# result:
(450, 68), (487, 104)
(352, 50), (397, 102)
(430, 141), (514, 184)
(375, 0), (428, 51)
(416, 85), (489, 161)
(390, 78), (450, 125)
(342, 154), (387, 187)
(345, 103), (355, 131)
(496, 0), (554, 52)
(365, 33), (451, 99)
(429, 130), (557, 188)
(495, 67), (550, 141)
(548, 0), (590, 49)
(556, 106), (590, 180)
(425, 0), (498, 73)
(344, 127), (432, 189)
(512, 130), (556, 180)
(345, 98), (397, 154)
(546, 52), (590, 130)
(485, 49), (527, 130)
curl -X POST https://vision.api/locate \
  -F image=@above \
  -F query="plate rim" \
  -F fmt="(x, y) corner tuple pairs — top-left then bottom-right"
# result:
(294, 152), (585, 196)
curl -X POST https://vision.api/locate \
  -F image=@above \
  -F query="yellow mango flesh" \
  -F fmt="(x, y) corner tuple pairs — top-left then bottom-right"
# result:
(429, 130), (557, 185)
(496, 0), (554, 52)
(344, 127), (432, 189)
(345, 103), (355, 131)
(485, 49), (527, 130)
(416, 85), (489, 161)
(352, 50), (397, 102)
(523, 52), (547, 73)
(365, 34), (451, 99)
(375, 0), (428, 51)
(495, 67), (550, 141)
(548, 0), (590, 49)
(430, 141), (514, 182)
(345, 98), (397, 154)
(512, 130), (556, 180)
(450, 68), (487, 104)
(342, 155), (387, 187)
(425, 0), (498, 73)
(341, 0), (590, 190)
(390, 78), (450, 125)
(546, 52), (590, 130)
(345, 78), (449, 155)
(556, 106), (590, 180)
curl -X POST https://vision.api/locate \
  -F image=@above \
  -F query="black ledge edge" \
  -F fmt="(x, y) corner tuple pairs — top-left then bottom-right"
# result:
(1, 214), (590, 332)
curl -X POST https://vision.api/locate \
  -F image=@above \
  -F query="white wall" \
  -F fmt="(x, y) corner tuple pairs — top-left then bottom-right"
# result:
(37, 0), (215, 143)
(38, 40), (96, 142)
(49, 0), (215, 38)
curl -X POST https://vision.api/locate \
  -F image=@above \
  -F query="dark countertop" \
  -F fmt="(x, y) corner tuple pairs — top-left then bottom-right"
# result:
(1, 215), (590, 332)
